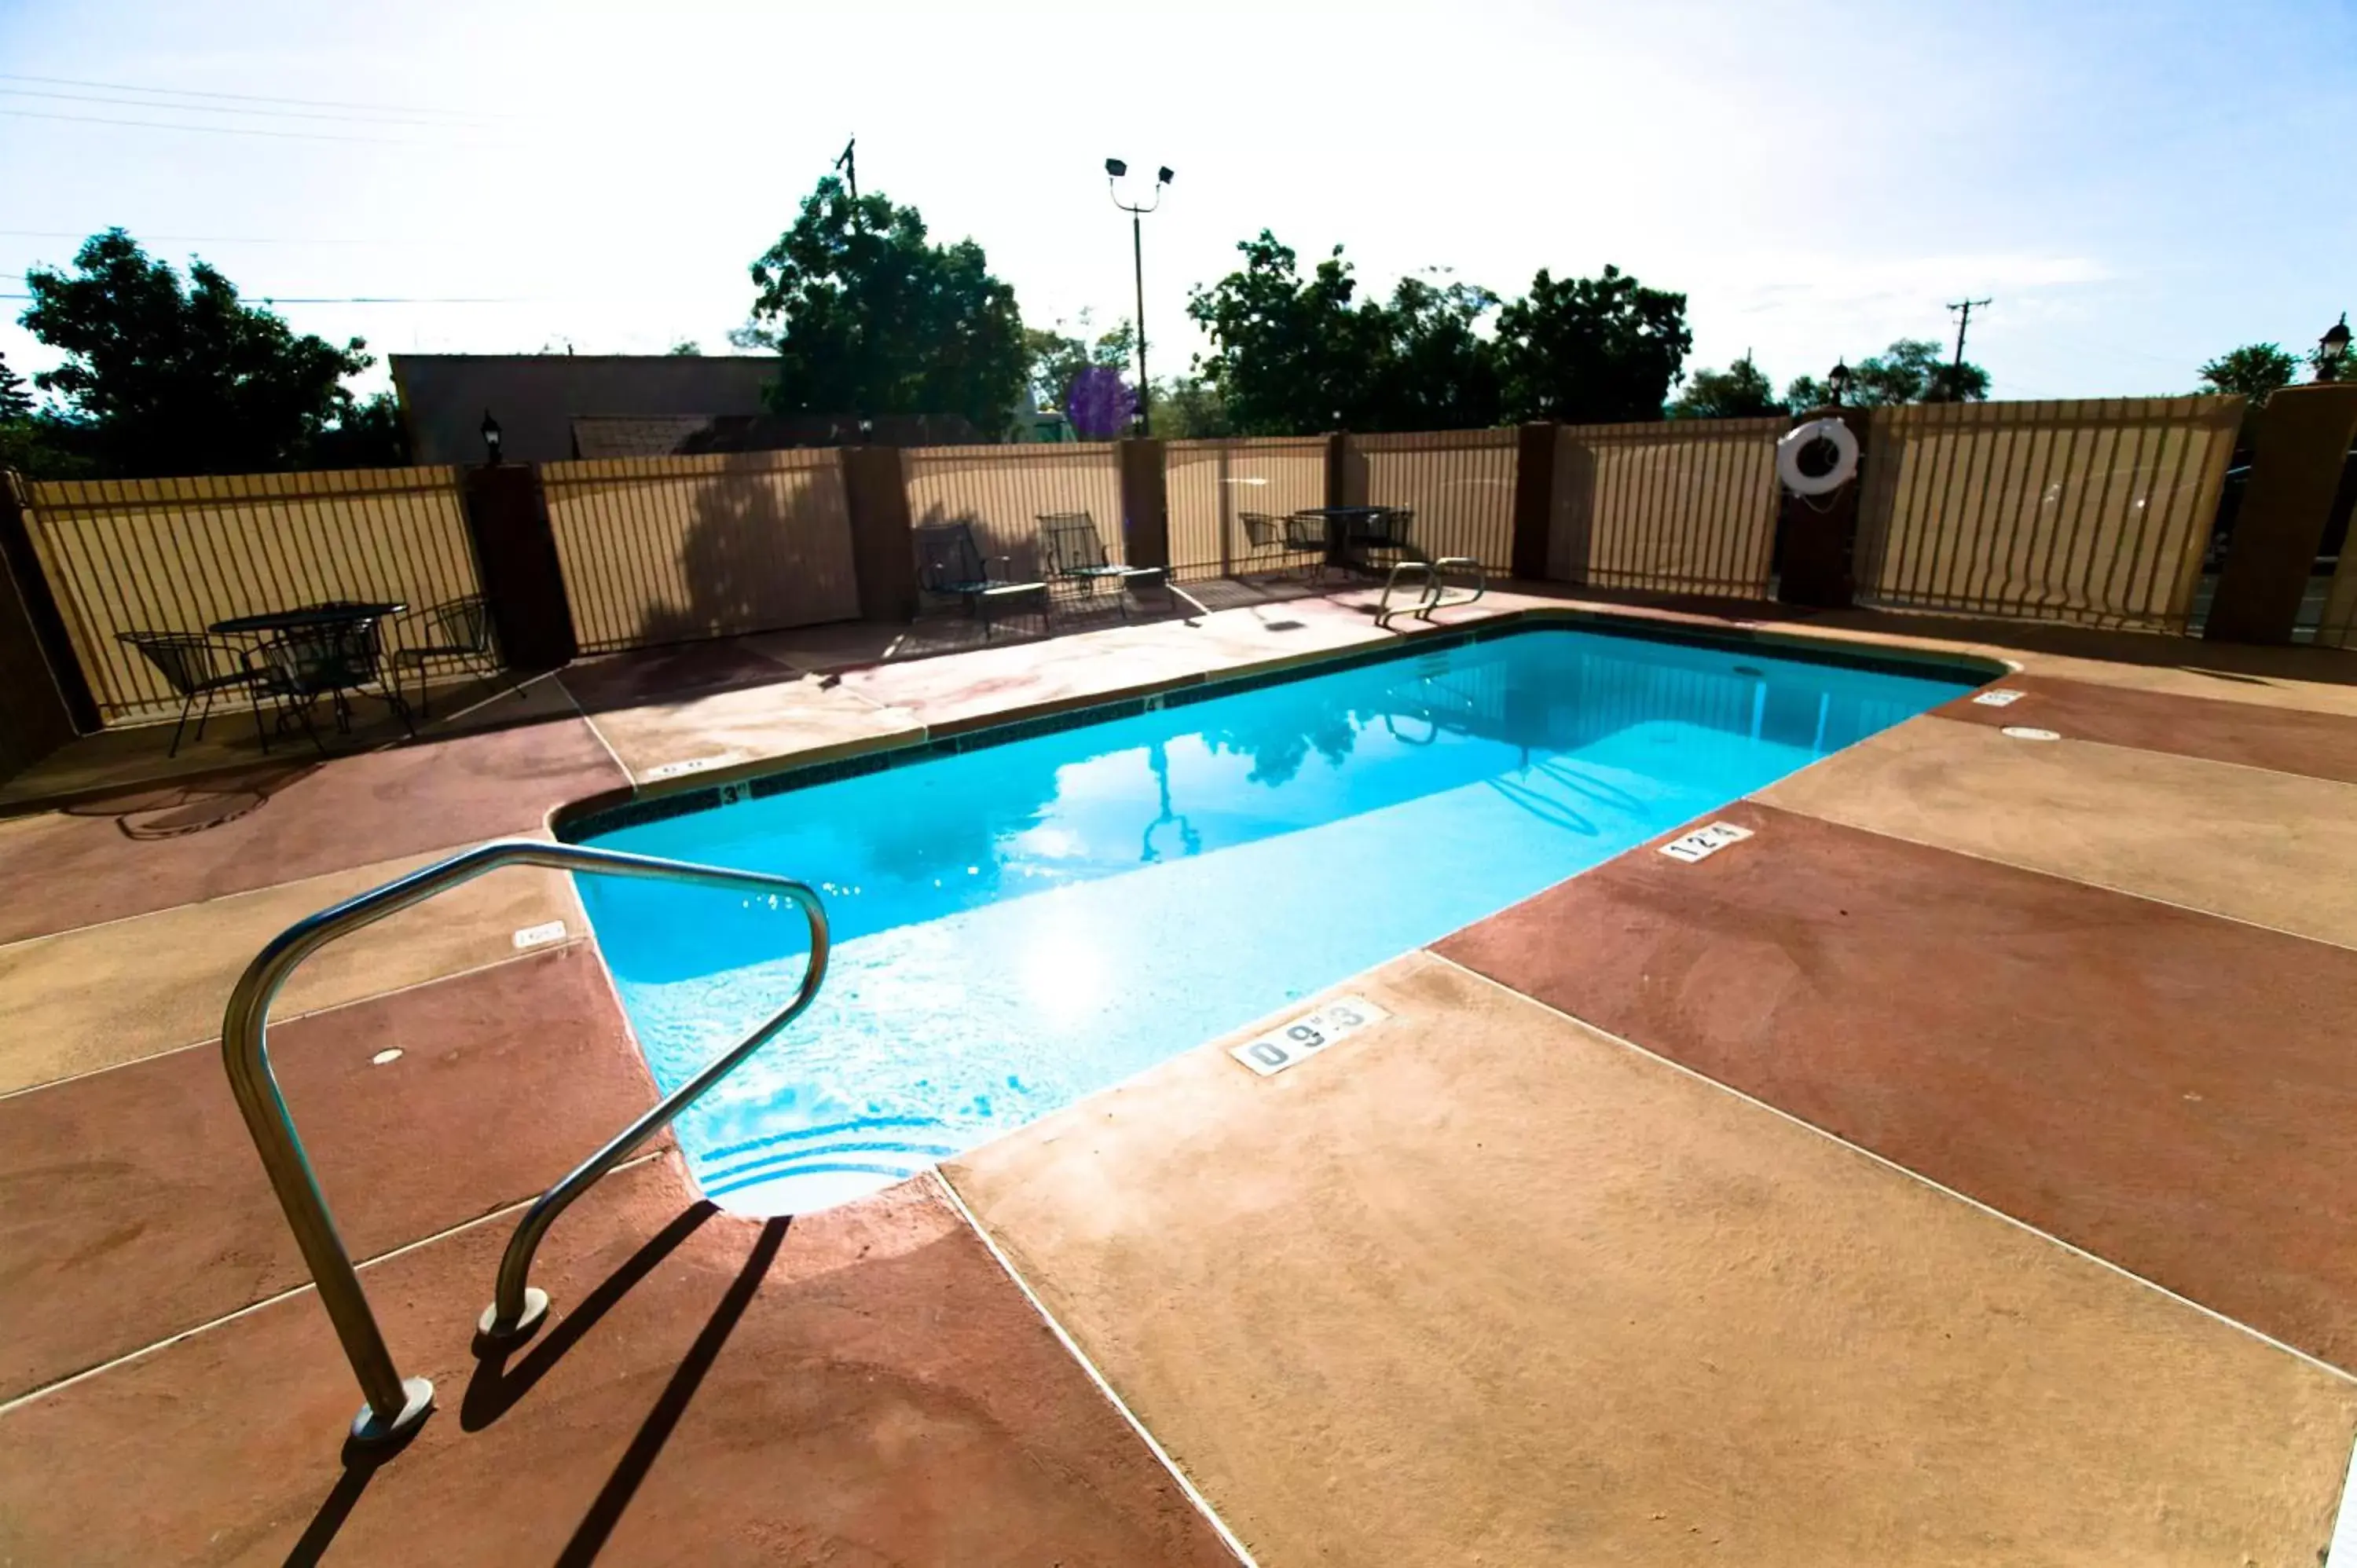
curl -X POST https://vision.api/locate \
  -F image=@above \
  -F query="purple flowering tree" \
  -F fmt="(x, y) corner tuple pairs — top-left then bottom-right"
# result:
(1065, 365), (1138, 439)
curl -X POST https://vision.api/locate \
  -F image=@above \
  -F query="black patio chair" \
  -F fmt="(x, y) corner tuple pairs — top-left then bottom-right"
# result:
(1036, 511), (1169, 621)
(116, 631), (277, 758)
(257, 616), (416, 752)
(1343, 507), (1418, 577)
(912, 522), (1049, 639)
(389, 595), (522, 720)
(1241, 511), (1317, 581)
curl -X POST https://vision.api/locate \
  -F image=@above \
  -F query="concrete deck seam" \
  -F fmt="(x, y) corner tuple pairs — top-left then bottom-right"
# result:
(926, 1171), (1261, 1568)
(0, 1149), (672, 1420)
(1420, 948), (2357, 1386)
(0, 939), (589, 1106)
(1738, 795), (2357, 957)
(1923, 707), (2357, 790)
(552, 674), (638, 786)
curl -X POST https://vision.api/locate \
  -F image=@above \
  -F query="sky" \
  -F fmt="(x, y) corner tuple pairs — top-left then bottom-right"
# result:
(2, 0), (2352, 408)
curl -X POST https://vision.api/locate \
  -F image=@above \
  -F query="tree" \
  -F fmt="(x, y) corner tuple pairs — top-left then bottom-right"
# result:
(0, 350), (90, 478)
(1787, 338), (1989, 409)
(18, 229), (378, 476)
(2197, 343), (2299, 405)
(0, 350), (30, 422)
(1668, 354), (1784, 419)
(747, 175), (1028, 434)
(1152, 375), (1233, 438)
(306, 389), (407, 468)
(1186, 233), (1501, 434)
(1494, 264), (1692, 424)
(1025, 312), (1134, 411)
(667, 339), (702, 356)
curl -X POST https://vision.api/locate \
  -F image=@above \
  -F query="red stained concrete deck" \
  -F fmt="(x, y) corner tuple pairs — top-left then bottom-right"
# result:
(1935, 670), (2357, 783)
(1438, 799), (2357, 1369)
(0, 1160), (1233, 1566)
(0, 946), (654, 1400)
(0, 716), (625, 942)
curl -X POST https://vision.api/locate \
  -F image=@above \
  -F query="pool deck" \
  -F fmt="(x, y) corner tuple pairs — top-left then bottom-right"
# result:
(5, 581), (2357, 1563)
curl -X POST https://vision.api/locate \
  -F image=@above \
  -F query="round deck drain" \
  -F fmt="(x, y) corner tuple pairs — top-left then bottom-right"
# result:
(2001, 726), (2062, 742)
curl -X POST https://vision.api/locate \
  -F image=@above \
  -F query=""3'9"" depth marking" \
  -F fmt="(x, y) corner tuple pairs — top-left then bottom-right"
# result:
(1230, 995), (1390, 1077)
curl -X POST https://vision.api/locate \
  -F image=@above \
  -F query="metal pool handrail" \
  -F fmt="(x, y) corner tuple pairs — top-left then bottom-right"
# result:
(221, 838), (829, 1446)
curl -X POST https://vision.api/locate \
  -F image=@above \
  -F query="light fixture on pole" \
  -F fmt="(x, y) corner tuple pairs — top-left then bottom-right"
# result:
(479, 410), (503, 464)
(1105, 159), (1173, 435)
(2319, 313), (2352, 383)
(1827, 360), (1852, 408)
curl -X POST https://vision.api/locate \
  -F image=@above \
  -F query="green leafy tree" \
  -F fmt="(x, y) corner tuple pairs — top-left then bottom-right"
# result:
(1787, 338), (1989, 409)
(18, 229), (378, 476)
(1150, 375), (1233, 438)
(306, 389), (408, 468)
(0, 349), (90, 477)
(747, 175), (1028, 433)
(1667, 354), (1784, 419)
(0, 350), (31, 423)
(667, 339), (702, 356)
(1025, 312), (1135, 410)
(2196, 343), (2299, 405)
(1494, 265), (1692, 423)
(1186, 233), (1501, 434)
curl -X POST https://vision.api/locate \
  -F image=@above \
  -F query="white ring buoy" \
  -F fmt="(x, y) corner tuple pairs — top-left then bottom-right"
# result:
(1776, 418), (1859, 496)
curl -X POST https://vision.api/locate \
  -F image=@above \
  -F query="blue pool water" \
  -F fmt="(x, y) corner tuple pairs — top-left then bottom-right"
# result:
(574, 625), (1973, 1214)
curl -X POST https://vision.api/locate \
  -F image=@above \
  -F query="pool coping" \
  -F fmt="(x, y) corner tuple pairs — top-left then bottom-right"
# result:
(549, 604), (2011, 842)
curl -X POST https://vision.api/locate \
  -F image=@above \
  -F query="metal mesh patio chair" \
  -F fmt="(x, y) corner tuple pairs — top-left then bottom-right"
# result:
(1241, 511), (1316, 580)
(1036, 511), (1169, 621)
(390, 595), (522, 720)
(912, 522), (1049, 639)
(116, 631), (276, 757)
(258, 615), (416, 751)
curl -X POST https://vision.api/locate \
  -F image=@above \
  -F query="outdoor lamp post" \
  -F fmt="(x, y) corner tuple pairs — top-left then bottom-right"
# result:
(1105, 159), (1174, 435)
(479, 410), (503, 464)
(2319, 313), (2352, 383)
(1827, 360), (1852, 408)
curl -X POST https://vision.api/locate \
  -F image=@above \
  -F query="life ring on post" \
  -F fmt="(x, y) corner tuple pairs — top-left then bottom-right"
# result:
(1776, 417), (1859, 497)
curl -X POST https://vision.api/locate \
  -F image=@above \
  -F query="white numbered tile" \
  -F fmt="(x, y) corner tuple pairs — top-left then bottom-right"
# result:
(1230, 995), (1391, 1078)
(1659, 821), (1754, 864)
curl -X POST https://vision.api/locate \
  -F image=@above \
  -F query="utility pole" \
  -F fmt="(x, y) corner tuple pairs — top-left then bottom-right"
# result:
(1945, 297), (1991, 397)
(834, 137), (857, 203)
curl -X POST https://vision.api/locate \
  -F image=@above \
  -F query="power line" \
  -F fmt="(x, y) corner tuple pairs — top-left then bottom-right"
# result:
(0, 71), (500, 121)
(0, 85), (489, 129)
(0, 229), (399, 245)
(1, 292), (533, 303)
(0, 106), (497, 148)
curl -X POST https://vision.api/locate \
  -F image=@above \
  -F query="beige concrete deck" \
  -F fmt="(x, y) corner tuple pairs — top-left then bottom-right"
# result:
(948, 953), (2357, 1566)
(1760, 714), (2357, 949)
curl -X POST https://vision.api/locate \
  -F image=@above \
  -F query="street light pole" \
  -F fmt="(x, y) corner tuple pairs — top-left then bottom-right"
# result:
(1105, 159), (1173, 436)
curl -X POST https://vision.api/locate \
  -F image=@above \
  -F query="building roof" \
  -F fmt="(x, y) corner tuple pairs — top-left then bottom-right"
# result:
(388, 354), (779, 466)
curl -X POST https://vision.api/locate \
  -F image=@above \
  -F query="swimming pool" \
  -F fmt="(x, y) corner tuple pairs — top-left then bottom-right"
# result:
(571, 622), (1978, 1214)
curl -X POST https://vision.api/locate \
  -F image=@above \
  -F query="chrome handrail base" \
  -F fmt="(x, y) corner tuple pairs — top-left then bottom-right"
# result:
(476, 1287), (550, 1347)
(349, 1376), (434, 1447)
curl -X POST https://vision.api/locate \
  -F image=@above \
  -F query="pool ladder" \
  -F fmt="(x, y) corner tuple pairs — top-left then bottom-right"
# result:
(221, 839), (828, 1447)
(1374, 555), (1486, 628)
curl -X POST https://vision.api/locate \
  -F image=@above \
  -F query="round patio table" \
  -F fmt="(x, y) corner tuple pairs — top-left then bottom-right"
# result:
(210, 601), (406, 636)
(211, 601), (411, 743)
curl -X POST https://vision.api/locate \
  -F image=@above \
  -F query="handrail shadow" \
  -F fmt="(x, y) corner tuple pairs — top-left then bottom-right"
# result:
(552, 1216), (790, 1567)
(461, 1200), (720, 1431)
